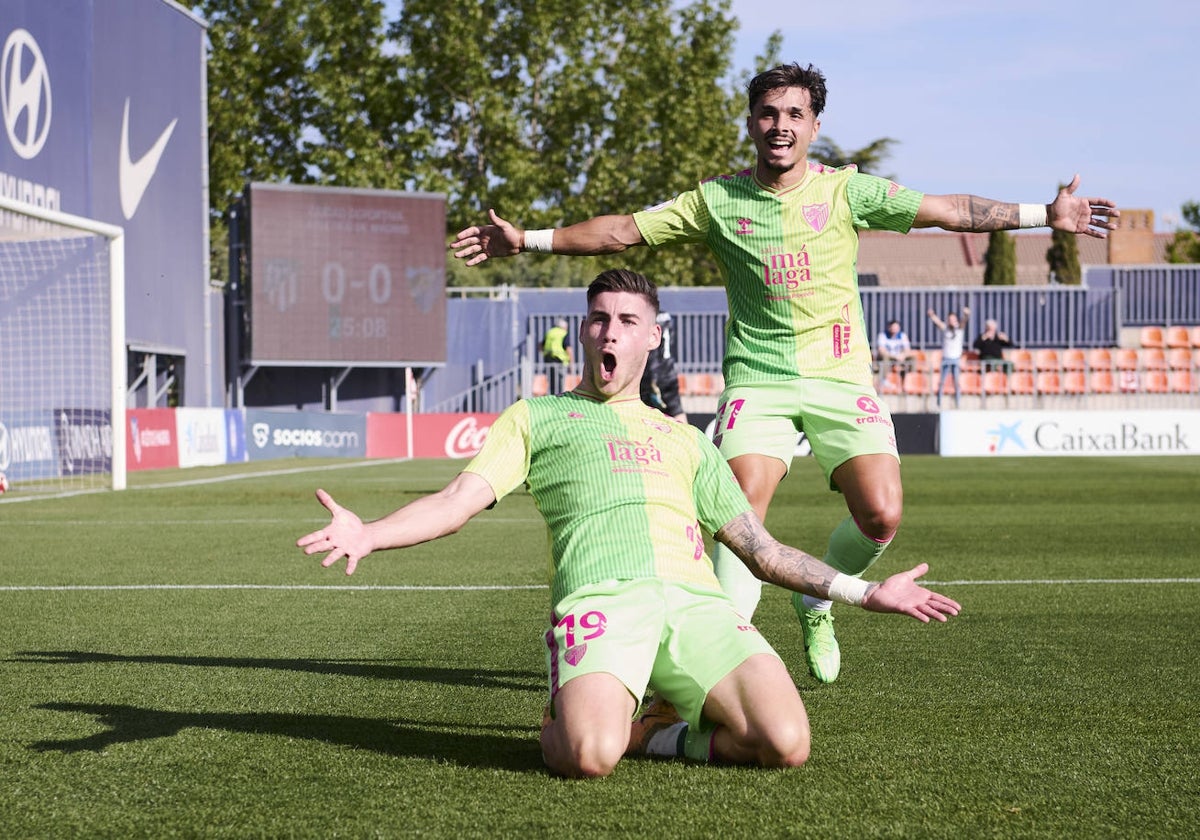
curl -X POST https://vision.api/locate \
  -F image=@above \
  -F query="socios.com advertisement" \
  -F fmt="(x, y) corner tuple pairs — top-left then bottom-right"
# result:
(245, 410), (366, 460)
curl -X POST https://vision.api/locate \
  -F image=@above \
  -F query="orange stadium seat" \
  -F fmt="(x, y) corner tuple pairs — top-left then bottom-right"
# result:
(1167, 348), (1193, 370)
(532, 374), (549, 397)
(1036, 372), (1065, 396)
(1012, 369), (1041, 393)
(564, 374), (582, 391)
(1087, 348), (1113, 371)
(925, 349), (942, 372)
(1165, 325), (1191, 348)
(1063, 371), (1087, 394)
(687, 373), (716, 395)
(1114, 348), (1140, 371)
(1034, 349), (1061, 371)
(1009, 348), (1034, 372)
(1139, 326), (1165, 348)
(1191, 326), (1200, 348)
(676, 374), (689, 395)
(1089, 370), (1115, 394)
(959, 371), (982, 396)
(1062, 348), (1087, 371)
(1139, 347), (1167, 370)
(1169, 370), (1195, 393)
(904, 371), (931, 396)
(1143, 370), (1170, 393)
(984, 370), (1010, 395)
(879, 370), (902, 395)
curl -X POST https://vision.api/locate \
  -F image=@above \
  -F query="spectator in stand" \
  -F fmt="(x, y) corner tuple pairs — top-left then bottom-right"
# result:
(542, 318), (573, 393)
(640, 312), (687, 422)
(973, 319), (1014, 372)
(928, 306), (971, 408)
(874, 319), (915, 386)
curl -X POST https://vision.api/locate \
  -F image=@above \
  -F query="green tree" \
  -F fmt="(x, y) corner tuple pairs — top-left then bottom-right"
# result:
(809, 137), (898, 179)
(983, 230), (1016, 285)
(199, 0), (401, 284)
(392, 0), (745, 287)
(1166, 201), (1200, 263)
(1046, 183), (1082, 284)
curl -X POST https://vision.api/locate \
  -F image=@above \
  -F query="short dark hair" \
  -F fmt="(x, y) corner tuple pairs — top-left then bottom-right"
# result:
(747, 63), (827, 117)
(586, 269), (660, 315)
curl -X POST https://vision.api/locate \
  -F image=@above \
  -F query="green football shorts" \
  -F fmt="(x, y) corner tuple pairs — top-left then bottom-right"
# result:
(712, 377), (899, 489)
(544, 577), (779, 729)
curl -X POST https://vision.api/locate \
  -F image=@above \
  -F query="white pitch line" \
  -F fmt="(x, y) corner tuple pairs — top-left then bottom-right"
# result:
(1, 579), (1198, 593)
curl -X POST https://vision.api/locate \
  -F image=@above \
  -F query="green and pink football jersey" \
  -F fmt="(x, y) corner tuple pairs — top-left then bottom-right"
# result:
(463, 391), (751, 604)
(633, 163), (923, 388)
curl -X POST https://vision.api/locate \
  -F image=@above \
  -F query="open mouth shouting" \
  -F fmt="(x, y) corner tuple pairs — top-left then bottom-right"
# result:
(600, 351), (617, 382)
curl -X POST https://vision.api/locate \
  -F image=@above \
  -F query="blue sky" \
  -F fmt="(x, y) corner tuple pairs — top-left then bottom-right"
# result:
(384, 0), (1198, 231)
(725, 0), (1198, 231)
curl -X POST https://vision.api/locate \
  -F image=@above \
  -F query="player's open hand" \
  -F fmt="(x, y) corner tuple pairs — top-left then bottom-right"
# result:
(296, 488), (372, 575)
(1049, 174), (1119, 239)
(862, 562), (961, 623)
(449, 208), (523, 266)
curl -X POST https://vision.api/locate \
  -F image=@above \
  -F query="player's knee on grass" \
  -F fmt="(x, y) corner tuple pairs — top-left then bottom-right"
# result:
(542, 723), (628, 778)
(751, 715), (811, 768)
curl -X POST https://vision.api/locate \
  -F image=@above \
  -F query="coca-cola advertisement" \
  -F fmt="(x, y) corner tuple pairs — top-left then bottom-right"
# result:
(366, 413), (498, 460)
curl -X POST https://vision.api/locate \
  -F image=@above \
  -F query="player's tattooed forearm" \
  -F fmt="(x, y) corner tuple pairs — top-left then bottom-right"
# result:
(953, 195), (1019, 231)
(716, 513), (837, 597)
(716, 513), (770, 574)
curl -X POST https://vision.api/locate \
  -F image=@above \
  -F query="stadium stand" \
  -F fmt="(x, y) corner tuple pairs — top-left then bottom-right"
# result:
(1140, 347), (1168, 370)
(1165, 325), (1191, 349)
(1010, 348), (1034, 372)
(1140, 325), (1165, 348)
(1168, 348), (1193, 370)
(1009, 371), (1036, 395)
(1089, 370), (1116, 394)
(1034, 371), (1062, 395)
(1035, 349), (1061, 372)
(1169, 370), (1195, 394)
(1144, 370), (1170, 393)
(1062, 348), (1088, 371)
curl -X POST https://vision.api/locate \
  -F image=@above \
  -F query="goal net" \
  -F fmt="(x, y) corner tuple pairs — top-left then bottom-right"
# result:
(0, 196), (127, 495)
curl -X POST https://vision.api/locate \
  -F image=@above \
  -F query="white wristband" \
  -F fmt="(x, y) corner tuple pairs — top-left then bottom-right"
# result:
(828, 573), (870, 607)
(523, 228), (555, 253)
(1019, 203), (1047, 228)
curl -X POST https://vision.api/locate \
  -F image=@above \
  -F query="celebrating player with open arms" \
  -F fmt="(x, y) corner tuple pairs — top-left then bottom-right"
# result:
(299, 269), (960, 778)
(450, 62), (1117, 684)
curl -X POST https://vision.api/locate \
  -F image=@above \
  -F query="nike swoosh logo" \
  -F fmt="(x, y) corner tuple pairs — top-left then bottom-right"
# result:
(119, 98), (177, 220)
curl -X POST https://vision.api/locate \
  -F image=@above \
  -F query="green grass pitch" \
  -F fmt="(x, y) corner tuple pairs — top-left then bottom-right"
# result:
(2, 455), (1198, 838)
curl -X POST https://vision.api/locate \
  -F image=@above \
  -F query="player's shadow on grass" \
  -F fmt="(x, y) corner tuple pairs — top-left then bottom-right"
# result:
(13, 650), (542, 693)
(32, 702), (547, 772)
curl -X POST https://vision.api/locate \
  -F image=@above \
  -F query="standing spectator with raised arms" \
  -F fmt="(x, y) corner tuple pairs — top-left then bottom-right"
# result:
(450, 62), (1117, 683)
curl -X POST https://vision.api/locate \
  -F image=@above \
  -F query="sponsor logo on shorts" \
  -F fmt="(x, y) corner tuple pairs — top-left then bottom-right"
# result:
(854, 395), (893, 427)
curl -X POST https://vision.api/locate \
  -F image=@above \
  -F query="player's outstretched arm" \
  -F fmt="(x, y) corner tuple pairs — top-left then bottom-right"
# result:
(296, 472), (497, 575)
(714, 512), (960, 623)
(449, 209), (645, 266)
(913, 174), (1118, 238)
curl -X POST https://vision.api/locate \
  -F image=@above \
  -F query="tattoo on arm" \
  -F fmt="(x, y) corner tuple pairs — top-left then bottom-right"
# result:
(952, 196), (1020, 231)
(715, 512), (838, 598)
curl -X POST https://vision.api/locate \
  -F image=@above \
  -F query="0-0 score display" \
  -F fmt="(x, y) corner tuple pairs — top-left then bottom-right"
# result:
(248, 183), (447, 365)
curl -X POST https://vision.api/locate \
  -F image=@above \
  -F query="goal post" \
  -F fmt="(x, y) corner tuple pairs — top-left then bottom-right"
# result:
(0, 195), (127, 494)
